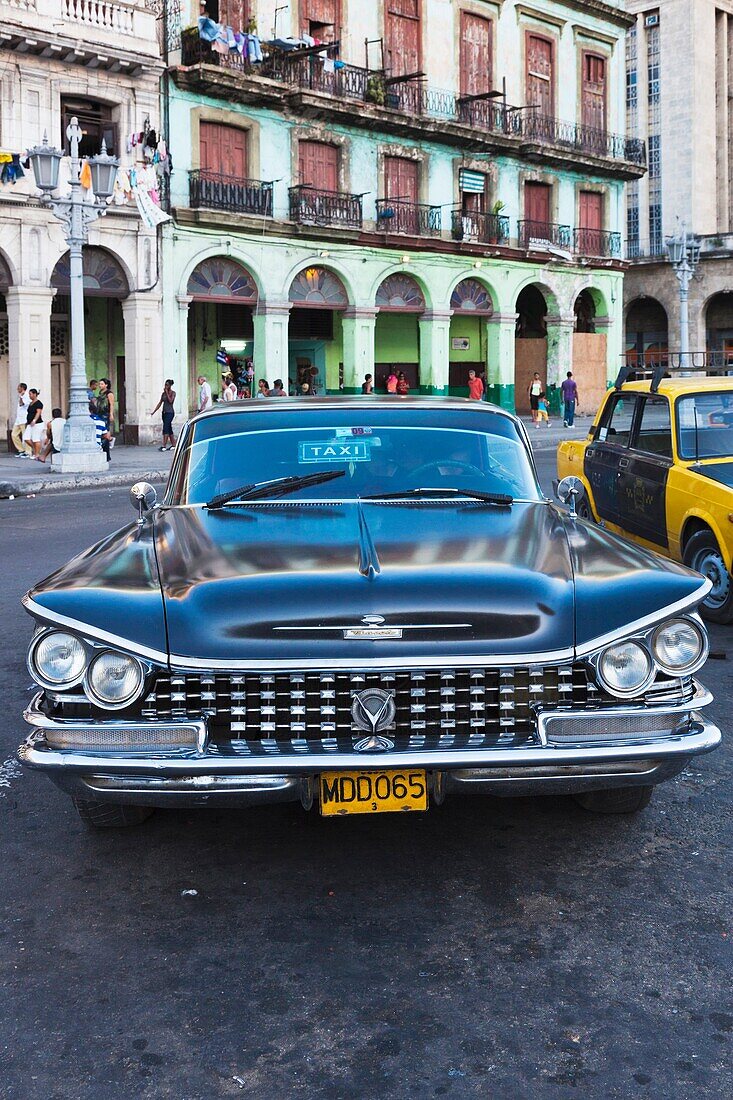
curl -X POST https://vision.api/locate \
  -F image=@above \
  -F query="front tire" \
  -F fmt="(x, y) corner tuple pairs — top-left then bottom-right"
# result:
(574, 786), (653, 814)
(72, 798), (154, 828)
(576, 497), (594, 521)
(683, 529), (733, 624)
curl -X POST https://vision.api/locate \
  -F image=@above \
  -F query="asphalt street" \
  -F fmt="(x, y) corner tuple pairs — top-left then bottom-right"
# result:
(1, 451), (732, 1099)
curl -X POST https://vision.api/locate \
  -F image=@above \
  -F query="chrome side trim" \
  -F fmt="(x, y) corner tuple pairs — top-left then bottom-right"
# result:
(536, 682), (712, 744)
(574, 583), (713, 658)
(166, 648), (577, 672)
(22, 593), (169, 665)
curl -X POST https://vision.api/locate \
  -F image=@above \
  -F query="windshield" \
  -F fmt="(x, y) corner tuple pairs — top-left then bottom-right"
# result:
(677, 391), (733, 459)
(168, 408), (541, 505)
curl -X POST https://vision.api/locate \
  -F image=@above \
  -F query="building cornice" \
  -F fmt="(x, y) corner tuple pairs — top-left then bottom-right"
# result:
(558, 0), (634, 29)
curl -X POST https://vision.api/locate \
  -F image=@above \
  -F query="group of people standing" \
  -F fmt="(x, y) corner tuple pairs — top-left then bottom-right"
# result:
(527, 371), (579, 428)
(11, 383), (65, 462)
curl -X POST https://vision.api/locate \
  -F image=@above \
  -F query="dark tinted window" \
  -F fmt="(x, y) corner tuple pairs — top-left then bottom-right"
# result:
(634, 395), (672, 457)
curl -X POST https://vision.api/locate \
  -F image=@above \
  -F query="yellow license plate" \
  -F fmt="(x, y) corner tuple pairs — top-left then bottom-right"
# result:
(319, 769), (428, 816)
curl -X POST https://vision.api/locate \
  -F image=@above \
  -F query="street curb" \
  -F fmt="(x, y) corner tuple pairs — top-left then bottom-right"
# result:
(0, 468), (169, 499)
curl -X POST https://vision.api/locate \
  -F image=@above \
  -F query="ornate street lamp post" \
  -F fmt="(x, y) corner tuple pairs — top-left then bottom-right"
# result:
(28, 119), (120, 471)
(665, 222), (701, 372)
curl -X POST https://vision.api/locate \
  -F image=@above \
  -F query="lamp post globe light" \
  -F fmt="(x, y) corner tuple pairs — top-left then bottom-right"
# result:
(665, 221), (701, 371)
(28, 118), (121, 472)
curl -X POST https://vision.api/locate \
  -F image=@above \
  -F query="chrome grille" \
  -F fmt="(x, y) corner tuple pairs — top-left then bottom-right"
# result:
(142, 665), (604, 740)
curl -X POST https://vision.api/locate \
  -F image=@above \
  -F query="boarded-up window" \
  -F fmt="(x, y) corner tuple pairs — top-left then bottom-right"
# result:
(299, 141), (339, 191)
(385, 0), (421, 77)
(582, 53), (606, 131)
(384, 156), (419, 202)
(526, 34), (554, 117)
(524, 181), (551, 226)
(460, 12), (492, 97)
(200, 122), (247, 179)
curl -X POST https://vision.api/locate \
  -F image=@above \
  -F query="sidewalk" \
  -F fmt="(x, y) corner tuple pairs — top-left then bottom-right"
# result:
(0, 443), (173, 499)
(519, 414), (591, 450)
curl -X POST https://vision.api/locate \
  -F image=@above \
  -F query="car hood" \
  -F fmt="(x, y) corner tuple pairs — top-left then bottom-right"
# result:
(26, 501), (707, 666)
(693, 461), (733, 489)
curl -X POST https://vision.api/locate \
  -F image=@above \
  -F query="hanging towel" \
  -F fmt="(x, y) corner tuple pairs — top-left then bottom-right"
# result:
(79, 160), (93, 189)
(198, 15), (220, 41)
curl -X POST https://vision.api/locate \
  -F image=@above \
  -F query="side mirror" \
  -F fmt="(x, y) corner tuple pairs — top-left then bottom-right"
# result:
(130, 481), (157, 523)
(555, 475), (586, 518)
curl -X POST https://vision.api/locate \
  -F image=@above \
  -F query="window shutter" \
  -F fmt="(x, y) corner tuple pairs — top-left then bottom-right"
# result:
(459, 169), (486, 194)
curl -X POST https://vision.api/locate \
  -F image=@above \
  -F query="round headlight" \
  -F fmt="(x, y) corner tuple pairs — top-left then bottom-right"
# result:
(652, 619), (705, 674)
(30, 631), (86, 687)
(87, 651), (144, 708)
(598, 640), (653, 697)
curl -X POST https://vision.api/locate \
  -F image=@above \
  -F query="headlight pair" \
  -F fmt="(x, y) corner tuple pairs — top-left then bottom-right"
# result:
(29, 630), (145, 709)
(595, 617), (707, 698)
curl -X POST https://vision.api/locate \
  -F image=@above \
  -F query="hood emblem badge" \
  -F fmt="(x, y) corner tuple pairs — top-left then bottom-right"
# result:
(344, 613), (401, 640)
(352, 688), (396, 751)
(362, 615), (385, 626)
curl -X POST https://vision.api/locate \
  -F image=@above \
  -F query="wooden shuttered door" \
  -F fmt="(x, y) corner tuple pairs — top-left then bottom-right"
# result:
(219, 0), (248, 29)
(460, 12), (492, 97)
(384, 156), (419, 202)
(299, 141), (339, 191)
(581, 53), (606, 131)
(200, 122), (247, 179)
(524, 181), (551, 226)
(578, 190), (604, 254)
(385, 0), (421, 77)
(526, 34), (554, 117)
(302, 0), (339, 28)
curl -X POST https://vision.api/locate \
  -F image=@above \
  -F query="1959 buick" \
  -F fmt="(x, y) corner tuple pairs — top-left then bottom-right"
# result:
(18, 397), (721, 827)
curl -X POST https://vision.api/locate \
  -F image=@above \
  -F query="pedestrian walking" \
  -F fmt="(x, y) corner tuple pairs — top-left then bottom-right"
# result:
(150, 379), (177, 450)
(36, 408), (66, 462)
(396, 371), (410, 395)
(561, 371), (579, 427)
(528, 372), (543, 425)
(467, 369), (484, 401)
(256, 379), (270, 398)
(11, 383), (29, 455)
(23, 388), (44, 458)
(221, 373), (237, 401)
(197, 374), (213, 412)
(95, 379), (115, 462)
(386, 370), (398, 394)
(87, 379), (99, 409)
(361, 373), (373, 394)
(537, 395), (550, 426)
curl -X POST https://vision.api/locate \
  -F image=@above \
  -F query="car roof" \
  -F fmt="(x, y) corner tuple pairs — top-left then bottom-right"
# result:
(620, 377), (733, 398)
(192, 394), (521, 424)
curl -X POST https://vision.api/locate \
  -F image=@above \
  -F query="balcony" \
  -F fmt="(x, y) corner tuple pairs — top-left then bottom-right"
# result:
(573, 227), (622, 259)
(189, 171), (273, 216)
(518, 220), (573, 251)
(289, 185), (363, 230)
(375, 199), (441, 237)
(451, 208), (510, 245)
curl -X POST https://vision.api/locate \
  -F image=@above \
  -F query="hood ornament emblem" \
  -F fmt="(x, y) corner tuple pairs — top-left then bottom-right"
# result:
(351, 687), (396, 751)
(361, 615), (385, 626)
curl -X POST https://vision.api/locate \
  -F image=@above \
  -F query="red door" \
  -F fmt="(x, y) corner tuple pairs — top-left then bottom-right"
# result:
(219, 0), (248, 29)
(385, 0), (421, 77)
(384, 156), (419, 233)
(523, 182), (551, 240)
(298, 141), (339, 191)
(581, 53), (606, 132)
(578, 190), (604, 255)
(460, 12), (492, 96)
(526, 34), (554, 119)
(302, 0), (339, 31)
(200, 122), (247, 179)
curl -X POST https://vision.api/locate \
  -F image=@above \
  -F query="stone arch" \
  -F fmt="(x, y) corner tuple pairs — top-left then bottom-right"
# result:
(283, 257), (356, 308)
(515, 284), (550, 338)
(288, 265), (349, 308)
(375, 272), (426, 311)
(370, 266), (433, 310)
(449, 276), (496, 315)
(512, 276), (562, 318)
(187, 255), (258, 304)
(0, 251), (12, 294)
(178, 245), (265, 302)
(625, 295), (668, 362)
(51, 246), (130, 298)
(704, 291), (733, 358)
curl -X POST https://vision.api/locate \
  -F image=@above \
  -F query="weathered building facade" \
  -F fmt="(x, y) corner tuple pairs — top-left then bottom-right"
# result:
(624, 0), (733, 362)
(0, 0), (164, 444)
(163, 0), (643, 413)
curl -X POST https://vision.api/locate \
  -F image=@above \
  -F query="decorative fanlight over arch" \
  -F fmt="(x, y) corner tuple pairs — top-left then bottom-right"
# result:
(375, 273), (425, 311)
(51, 247), (129, 298)
(289, 266), (349, 308)
(450, 278), (494, 314)
(187, 256), (258, 303)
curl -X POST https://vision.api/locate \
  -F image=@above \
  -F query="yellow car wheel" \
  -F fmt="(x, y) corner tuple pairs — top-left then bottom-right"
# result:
(683, 529), (733, 624)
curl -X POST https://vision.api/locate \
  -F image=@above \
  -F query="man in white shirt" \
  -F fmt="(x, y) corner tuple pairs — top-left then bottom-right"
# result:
(197, 375), (213, 412)
(11, 383), (29, 455)
(37, 408), (66, 463)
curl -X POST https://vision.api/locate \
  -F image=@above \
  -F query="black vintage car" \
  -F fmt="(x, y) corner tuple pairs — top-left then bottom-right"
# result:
(19, 398), (720, 826)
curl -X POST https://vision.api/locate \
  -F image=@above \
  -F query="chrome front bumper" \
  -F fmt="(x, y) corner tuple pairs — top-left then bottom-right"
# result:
(19, 685), (721, 809)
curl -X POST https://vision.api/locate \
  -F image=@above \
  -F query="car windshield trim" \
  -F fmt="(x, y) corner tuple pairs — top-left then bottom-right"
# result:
(362, 487), (514, 505)
(206, 470), (346, 509)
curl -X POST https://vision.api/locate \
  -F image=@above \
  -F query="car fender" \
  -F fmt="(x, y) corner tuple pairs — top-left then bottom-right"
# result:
(678, 507), (733, 571)
(557, 439), (596, 517)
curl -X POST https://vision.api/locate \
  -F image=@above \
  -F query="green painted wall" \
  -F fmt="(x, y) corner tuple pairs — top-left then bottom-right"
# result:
(325, 312), (343, 393)
(84, 299), (123, 383)
(374, 313), (419, 364)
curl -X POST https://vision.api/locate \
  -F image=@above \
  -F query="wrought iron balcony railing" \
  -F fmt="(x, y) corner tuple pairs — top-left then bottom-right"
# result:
(517, 113), (645, 164)
(625, 238), (667, 260)
(375, 198), (441, 236)
(574, 227), (622, 259)
(289, 185), (363, 229)
(189, 171), (273, 216)
(518, 220), (573, 250)
(450, 208), (510, 245)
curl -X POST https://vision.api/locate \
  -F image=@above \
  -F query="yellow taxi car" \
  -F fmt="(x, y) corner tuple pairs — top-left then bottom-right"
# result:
(558, 373), (733, 623)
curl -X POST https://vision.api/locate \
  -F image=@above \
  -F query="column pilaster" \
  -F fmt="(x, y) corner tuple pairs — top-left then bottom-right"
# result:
(485, 312), (518, 411)
(253, 302), (291, 392)
(6, 286), (54, 422)
(341, 307), (377, 393)
(175, 295), (193, 416)
(121, 292), (163, 445)
(417, 310), (452, 394)
(546, 312), (576, 415)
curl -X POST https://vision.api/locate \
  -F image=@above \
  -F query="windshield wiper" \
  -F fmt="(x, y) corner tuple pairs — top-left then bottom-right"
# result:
(363, 487), (513, 506)
(206, 469), (346, 509)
